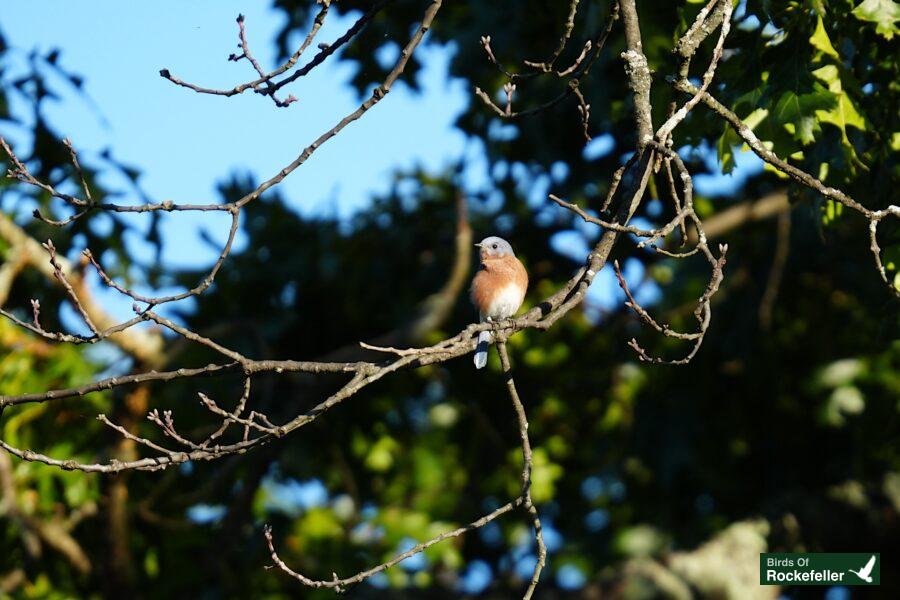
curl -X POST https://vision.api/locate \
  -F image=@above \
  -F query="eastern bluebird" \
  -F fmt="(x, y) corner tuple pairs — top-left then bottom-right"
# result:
(470, 236), (529, 369)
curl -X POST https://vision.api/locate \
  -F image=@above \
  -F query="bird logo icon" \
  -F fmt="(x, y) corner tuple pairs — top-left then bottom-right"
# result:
(847, 555), (877, 583)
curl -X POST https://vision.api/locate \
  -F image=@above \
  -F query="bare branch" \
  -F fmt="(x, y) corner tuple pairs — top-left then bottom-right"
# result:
(42, 239), (99, 335)
(474, 1), (619, 125)
(200, 377), (253, 446)
(62, 138), (93, 202)
(0, 212), (163, 363)
(619, 0), (653, 147)
(97, 414), (175, 456)
(656, 0), (733, 143)
(1, 138), (88, 208)
(497, 341), (546, 599)
(159, 1), (391, 107)
(263, 340), (547, 595)
(675, 0), (728, 77)
(199, 386), (277, 440)
(147, 409), (206, 450)
(265, 499), (520, 591)
(523, 0), (581, 72)
(619, 245), (728, 366)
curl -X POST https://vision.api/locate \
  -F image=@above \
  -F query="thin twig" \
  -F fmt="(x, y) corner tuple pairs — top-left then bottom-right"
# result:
(498, 342), (546, 599)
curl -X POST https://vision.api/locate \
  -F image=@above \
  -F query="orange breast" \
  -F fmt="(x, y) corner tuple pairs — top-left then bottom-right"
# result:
(470, 255), (528, 317)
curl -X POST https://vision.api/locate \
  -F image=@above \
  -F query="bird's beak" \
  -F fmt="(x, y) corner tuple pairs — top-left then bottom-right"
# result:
(474, 243), (482, 248)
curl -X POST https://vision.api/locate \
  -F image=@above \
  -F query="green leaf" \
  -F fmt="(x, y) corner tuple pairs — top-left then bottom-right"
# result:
(297, 507), (343, 539)
(809, 15), (839, 59)
(614, 524), (668, 557)
(530, 447), (563, 503)
(851, 0), (900, 40)
(144, 549), (160, 579)
(811, 65), (868, 151)
(821, 198), (845, 225)
(883, 245), (900, 271)
(772, 88), (837, 145)
(365, 435), (399, 472)
(817, 358), (865, 388)
(822, 385), (866, 426)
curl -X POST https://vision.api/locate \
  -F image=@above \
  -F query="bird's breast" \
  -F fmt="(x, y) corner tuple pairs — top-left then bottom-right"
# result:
(471, 255), (528, 319)
(484, 282), (525, 319)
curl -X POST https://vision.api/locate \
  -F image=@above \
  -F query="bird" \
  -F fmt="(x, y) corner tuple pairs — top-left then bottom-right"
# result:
(848, 555), (877, 583)
(470, 236), (528, 369)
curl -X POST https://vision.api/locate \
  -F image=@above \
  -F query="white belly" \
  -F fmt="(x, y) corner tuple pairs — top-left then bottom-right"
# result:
(485, 284), (524, 319)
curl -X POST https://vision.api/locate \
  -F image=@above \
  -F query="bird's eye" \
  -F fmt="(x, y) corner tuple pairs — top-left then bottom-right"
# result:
(492, 243), (498, 250)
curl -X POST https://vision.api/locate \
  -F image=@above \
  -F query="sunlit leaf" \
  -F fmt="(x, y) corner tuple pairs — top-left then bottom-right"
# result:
(851, 0), (900, 39)
(809, 15), (839, 59)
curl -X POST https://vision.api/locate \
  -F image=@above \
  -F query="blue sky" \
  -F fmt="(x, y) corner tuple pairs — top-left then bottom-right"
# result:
(1, 1), (481, 268)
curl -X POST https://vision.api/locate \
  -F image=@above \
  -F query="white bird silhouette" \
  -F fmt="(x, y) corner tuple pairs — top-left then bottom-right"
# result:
(847, 555), (876, 583)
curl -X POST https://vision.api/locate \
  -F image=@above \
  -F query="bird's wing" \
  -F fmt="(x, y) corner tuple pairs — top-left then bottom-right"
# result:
(861, 555), (876, 576)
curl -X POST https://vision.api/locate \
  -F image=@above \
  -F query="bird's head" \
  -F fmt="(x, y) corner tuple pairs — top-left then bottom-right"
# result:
(475, 236), (515, 261)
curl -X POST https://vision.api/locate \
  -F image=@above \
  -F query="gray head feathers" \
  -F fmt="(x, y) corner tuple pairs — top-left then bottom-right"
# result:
(476, 236), (515, 258)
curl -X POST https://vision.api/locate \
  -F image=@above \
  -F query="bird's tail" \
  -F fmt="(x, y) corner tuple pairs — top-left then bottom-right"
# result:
(473, 330), (492, 369)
